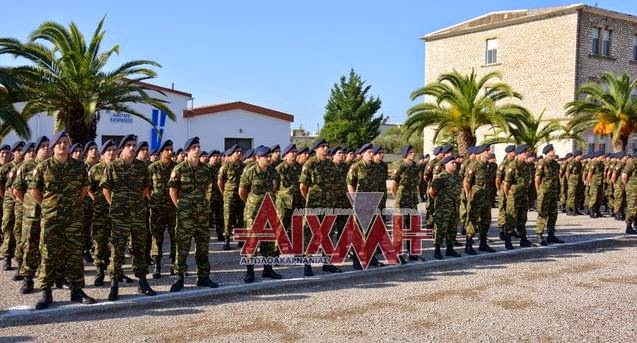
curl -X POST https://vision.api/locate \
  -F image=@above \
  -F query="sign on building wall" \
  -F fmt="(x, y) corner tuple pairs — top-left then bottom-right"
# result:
(151, 109), (168, 151)
(110, 113), (133, 124)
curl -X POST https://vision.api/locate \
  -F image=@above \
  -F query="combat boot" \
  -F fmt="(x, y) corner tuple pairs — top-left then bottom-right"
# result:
(196, 277), (219, 288)
(55, 277), (70, 289)
(138, 277), (157, 296)
(3, 256), (13, 271)
(399, 255), (408, 265)
(303, 264), (314, 276)
(20, 277), (34, 294)
(262, 265), (282, 279)
(244, 265), (255, 283)
(536, 234), (547, 246)
(499, 231), (506, 241)
(547, 232), (564, 244)
(626, 224), (637, 235)
(503, 233), (515, 250)
(369, 256), (384, 267)
(511, 231), (521, 239)
(478, 237), (496, 253)
(70, 287), (96, 304)
(223, 237), (231, 250)
(520, 236), (535, 247)
(351, 255), (363, 270)
(108, 279), (119, 301)
(170, 275), (185, 292)
(433, 244), (443, 260)
(117, 274), (134, 283)
(445, 244), (461, 257)
(464, 239), (476, 255)
(35, 287), (53, 310)
(12, 265), (23, 281)
(83, 250), (94, 264)
(152, 257), (162, 279)
(93, 264), (106, 286)
(322, 264), (342, 273)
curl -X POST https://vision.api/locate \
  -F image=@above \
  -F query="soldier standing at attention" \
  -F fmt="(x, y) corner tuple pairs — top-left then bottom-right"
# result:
(81, 142), (99, 264)
(612, 152), (628, 221)
(69, 143), (83, 161)
(464, 144), (496, 255)
(207, 150), (224, 242)
(9, 142), (35, 276)
(372, 145), (388, 216)
(586, 151), (605, 218)
(135, 141), (153, 266)
(390, 145), (423, 263)
(169, 137), (219, 291)
(148, 140), (177, 279)
(535, 145), (565, 245)
(330, 146), (350, 263)
(296, 147), (310, 165)
(429, 155), (462, 259)
(566, 151), (584, 215)
(559, 153), (573, 213)
(88, 140), (117, 287)
(496, 145), (516, 240)
(503, 144), (534, 249)
(621, 156), (637, 234)
(14, 137), (49, 293)
(301, 138), (342, 274)
(0, 144), (12, 244)
(271, 144), (282, 167)
(423, 147), (442, 230)
(31, 132), (95, 309)
(218, 144), (244, 250)
(1, 141), (25, 270)
(101, 134), (156, 301)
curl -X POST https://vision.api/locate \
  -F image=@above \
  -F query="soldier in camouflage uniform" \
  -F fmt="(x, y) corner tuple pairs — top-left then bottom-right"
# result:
(372, 145), (388, 215)
(14, 137), (49, 293)
(429, 155), (462, 259)
(9, 142), (35, 276)
(486, 153), (498, 208)
(535, 144), (565, 245)
(330, 146), (350, 246)
(81, 142), (99, 264)
(101, 134), (156, 301)
(240, 146), (282, 283)
(621, 156), (637, 234)
(390, 145), (423, 263)
(559, 153), (573, 212)
(169, 137), (219, 291)
(464, 145), (496, 255)
(270, 144), (282, 168)
(612, 152), (628, 221)
(1, 141), (24, 270)
(497, 145), (516, 239)
(603, 154), (615, 215)
(69, 143), (83, 161)
(503, 144), (534, 249)
(135, 141), (153, 266)
(148, 140), (177, 279)
(218, 144), (244, 250)
(88, 140), (117, 287)
(0, 144), (12, 245)
(459, 149), (476, 234)
(208, 150), (224, 242)
(586, 151), (605, 218)
(301, 138), (342, 274)
(566, 151), (584, 215)
(31, 132), (95, 309)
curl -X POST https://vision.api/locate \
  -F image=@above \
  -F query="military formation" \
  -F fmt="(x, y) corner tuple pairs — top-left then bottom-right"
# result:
(1, 134), (635, 310)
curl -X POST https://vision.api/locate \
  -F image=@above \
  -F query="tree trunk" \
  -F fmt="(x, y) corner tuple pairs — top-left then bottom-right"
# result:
(61, 105), (98, 145)
(613, 134), (629, 152)
(457, 129), (476, 156)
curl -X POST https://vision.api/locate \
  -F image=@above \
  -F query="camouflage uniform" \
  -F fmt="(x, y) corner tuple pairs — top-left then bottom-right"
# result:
(373, 160), (388, 212)
(430, 170), (461, 245)
(587, 159), (604, 214)
(527, 161), (537, 209)
(504, 159), (530, 236)
(82, 160), (97, 256)
(275, 160), (303, 235)
(464, 159), (490, 239)
(613, 161), (627, 217)
(148, 159), (177, 263)
(566, 159), (584, 210)
(101, 159), (150, 279)
(623, 160), (637, 227)
(347, 160), (380, 194)
(392, 160), (420, 254)
(486, 161), (497, 207)
(218, 160), (245, 239)
(302, 156), (338, 212)
(88, 162), (111, 268)
(496, 158), (512, 232)
(331, 160), (350, 239)
(0, 161), (21, 260)
(422, 158), (438, 227)
(208, 162), (224, 240)
(14, 159), (41, 278)
(535, 157), (560, 235)
(30, 157), (88, 289)
(240, 164), (279, 256)
(458, 158), (473, 228)
(559, 161), (569, 209)
(169, 161), (212, 277)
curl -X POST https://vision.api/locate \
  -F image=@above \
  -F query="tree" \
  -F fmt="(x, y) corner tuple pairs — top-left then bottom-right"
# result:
(372, 125), (423, 154)
(0, 17), (175, 144)
(0, 67), (30, 139)
(320, 69), (386, 148)
(481, 110), (576, 153)
(404, 69), (525, 155)
(565, 72), (637, 152)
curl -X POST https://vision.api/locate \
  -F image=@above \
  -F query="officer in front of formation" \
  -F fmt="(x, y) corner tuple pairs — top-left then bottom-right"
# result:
(169, 137), (219, 291)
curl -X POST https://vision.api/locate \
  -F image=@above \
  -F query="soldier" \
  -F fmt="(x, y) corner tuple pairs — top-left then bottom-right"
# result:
(612, 152), (628, 221)
(243, 148), (256, 167)
(9, 142), (35, 276)
(621, 156), (637, 234)
(136, 141), (153, 265)
(559, 153), (573, 212)
(1, 141), (25, 270)
(81, 141), (99, 264)
(207, 150), (224, 242)
(586, 151), (605, 218)
(296, 147), (310, 165)
(372, 145), (388, 216)
(271, 144), (282, 167)
(503, 144), (534, 249)
(390, 144), (423, 262)
(218, 144), (244, 250)
(14, 137), (49, 293)
(0, 144), (12, 244)
(486, 153), (498, 208)
(464, 144), (496, 254)
(101, 134), (156, 301)
(69, 143), (83, 161)
(149, 150), (159, 163)
(148, 140), (177, 279)
(88, 140), (117, 287)
(418, 154), (429, 203)
(168, 137), (219, 291)
(31, 131), (95, 309)
(330, 146), (350, 255)
(566, 151), (584, 215)
(497, 145), (516, 240)
(535, 144), (565, 245)
(459, 147), (476, 235)
(199, 151), (209, 164)
(345, 149), (356, 166)
(300, 138), (342, 273)
(429, 155), (462, 259)
(526, 153), (537, 211)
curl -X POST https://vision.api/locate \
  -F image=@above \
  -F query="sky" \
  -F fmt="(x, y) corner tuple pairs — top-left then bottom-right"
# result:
(1, 0), (635, 132)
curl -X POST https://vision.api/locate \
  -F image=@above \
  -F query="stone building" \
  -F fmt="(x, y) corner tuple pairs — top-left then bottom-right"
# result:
(421, 3), (637, 156)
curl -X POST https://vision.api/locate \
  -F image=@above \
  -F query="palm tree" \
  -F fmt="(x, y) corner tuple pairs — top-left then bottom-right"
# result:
(565, 72), (637, 152)
(0, 18), (175, 144)
(0, 67), (30, 139)
(481, 110), (576, 153)
(404, 69), (525, 155)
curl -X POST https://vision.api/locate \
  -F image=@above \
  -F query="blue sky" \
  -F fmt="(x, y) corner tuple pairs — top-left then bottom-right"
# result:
(0, 0), (635, 131)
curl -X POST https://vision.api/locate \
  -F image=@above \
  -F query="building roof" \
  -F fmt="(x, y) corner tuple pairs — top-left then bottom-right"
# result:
(134, 80), (192, 98)
(183, 101), (294, 122)
(423, 3), (637, 41)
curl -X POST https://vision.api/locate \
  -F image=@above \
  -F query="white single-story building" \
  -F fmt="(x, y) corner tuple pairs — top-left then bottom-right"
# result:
(2, 81), (294, 152)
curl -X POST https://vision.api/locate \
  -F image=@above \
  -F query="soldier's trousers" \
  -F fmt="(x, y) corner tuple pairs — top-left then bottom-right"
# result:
(91, 207), (111, 267)
(109, 213), (148, 278)
(459, 193), (468, 228)
(497, 189), (507, 231)
(0, 198), (16, 258)
(588, 180), (603, 211)
(425, 198), (435, 228)
(567, 178), (583, 209)
(223, 191), (244, 238)
(173, 210), (211, 278)
(560, 179), (568, 206)
(150, 207), (176, 261)
(536, 191), (557, 235)
(625, 188), (637, 225)
(433, 203), (458, 246)
(19, 208), (41, 278)
(82, 199), (93, 251)
(38, 218), (85, 289)
(12, 202), (23, 263)
(466, 192), (490, 239)
(246, 209), (277, 257)
(209, 198), (224, 238)
(505, 195), (528, 236)
(614, 183), (626, 215)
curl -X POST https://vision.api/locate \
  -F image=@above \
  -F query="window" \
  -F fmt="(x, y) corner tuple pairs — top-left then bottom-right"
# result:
(485, 38), (498, 65)
(602, 29), (611, 56)
(224, 138), (252, 150)
(592, 28), (600, 55)
(633, 35), (637, 61)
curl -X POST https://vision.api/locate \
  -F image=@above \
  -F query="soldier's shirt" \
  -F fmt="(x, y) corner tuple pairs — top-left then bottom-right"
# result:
(208, 162), (223, 201)
(568, 160), (583, 177)
(168, 161), (212, 215)
(623, 160), (637, 186)
(430, 170), (461, 209)
(29, 157), (87, 220)
(347, 160), (378, 192)
(88, 162), (109, 211)
(535, 158), (560, 191)
(300, 156), (337, 207)
(504, 159), (530, 197)
(14, 159), (41, 218)
(275, 160), (303, 210)
(100, 158), (149, 216)
(148, 159), (176, 207)
(239, 164), (278, 217)
(218, 160), (245, 192)
(331, 161), (350, 208)
(391, 160), (420, 208)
